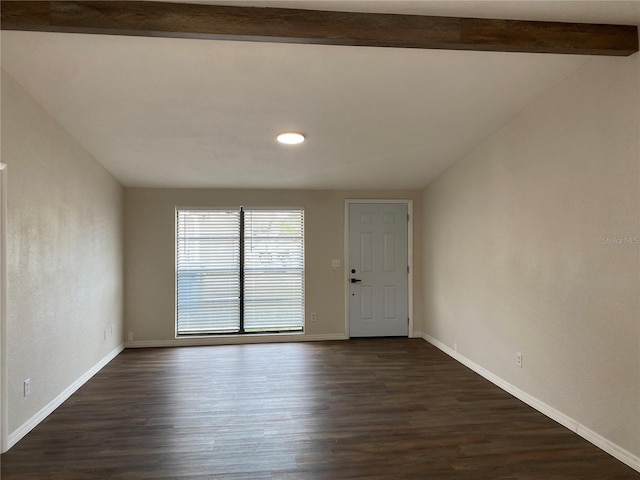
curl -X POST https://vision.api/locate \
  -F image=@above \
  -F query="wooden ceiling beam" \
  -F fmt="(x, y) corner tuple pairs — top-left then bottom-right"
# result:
(1, 1), (638, 56)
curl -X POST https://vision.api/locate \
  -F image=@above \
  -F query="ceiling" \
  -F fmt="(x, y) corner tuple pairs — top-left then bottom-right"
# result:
(1, 1), (639, 190)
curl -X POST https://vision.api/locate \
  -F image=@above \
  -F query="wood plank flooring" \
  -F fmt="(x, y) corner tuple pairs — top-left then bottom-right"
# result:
(2, 339), (639, 479)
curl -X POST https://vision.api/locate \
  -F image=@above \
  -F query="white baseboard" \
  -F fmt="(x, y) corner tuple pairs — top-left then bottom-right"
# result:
(126, 333), (347, 348)
(7, 343), (125, 451)
(422, 334), (640, 473)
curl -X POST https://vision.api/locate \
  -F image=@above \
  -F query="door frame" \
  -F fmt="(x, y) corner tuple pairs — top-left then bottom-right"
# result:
(344, 199), (414, 339)
(0, 163), (7, 453)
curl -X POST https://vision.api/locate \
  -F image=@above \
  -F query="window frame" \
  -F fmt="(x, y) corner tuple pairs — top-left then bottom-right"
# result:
(175, 205), (305, 337)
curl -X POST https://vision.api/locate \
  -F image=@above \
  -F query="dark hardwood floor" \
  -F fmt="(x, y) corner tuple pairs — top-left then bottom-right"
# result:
(2, 339), (638, 479)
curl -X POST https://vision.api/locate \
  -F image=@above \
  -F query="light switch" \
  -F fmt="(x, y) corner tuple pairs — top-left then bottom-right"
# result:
(331, 259), (341, 268)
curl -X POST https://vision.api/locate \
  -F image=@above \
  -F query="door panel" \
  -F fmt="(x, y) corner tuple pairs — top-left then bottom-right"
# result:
(349, 203), (408, 337)
(361, 286), (374, 321)
(360, 233), (374, 272)
(383, 232), (396, 272)
(384, 286), (396, 319)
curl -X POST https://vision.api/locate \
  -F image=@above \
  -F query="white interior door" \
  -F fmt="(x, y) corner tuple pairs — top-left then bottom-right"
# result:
(348, 203), (408, 337)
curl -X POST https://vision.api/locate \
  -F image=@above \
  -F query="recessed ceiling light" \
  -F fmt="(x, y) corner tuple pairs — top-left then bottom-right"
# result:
(276, 132), (305, 145)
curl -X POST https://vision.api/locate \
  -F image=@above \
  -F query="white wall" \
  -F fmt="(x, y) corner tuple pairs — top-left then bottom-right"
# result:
(125, 188), (422, 345)
(422, 54), (639, 465)
(1, 71), (124, 444)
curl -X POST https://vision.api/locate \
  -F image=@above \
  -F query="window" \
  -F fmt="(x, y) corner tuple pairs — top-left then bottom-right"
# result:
(176, 207), (304, 336)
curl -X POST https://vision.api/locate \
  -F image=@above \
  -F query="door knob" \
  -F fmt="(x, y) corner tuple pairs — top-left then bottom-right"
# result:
(350, 278), (362, 283)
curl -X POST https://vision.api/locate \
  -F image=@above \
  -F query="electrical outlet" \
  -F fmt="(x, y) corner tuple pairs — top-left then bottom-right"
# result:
(127, 332), (134, 342)
(331, 259), (341, 268)
(110, 324), (114, 337)
(24, 378), (31, 397)
(516, 352), (523, 368)
(454, 342), (458, 352)
(103, 329), (107, 341)
(310, 312), (317, 321)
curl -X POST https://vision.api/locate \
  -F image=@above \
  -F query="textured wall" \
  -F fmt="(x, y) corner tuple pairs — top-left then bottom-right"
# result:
(124, 188), (422, 343)
(422, 55), (639, 458)
(2, 71), (124, 434)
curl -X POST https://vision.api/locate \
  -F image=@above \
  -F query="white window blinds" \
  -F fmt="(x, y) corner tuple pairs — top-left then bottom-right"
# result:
(244, 209), (305, 332)
(176, 209), (241, 334)
(176, 207), (304, 335)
